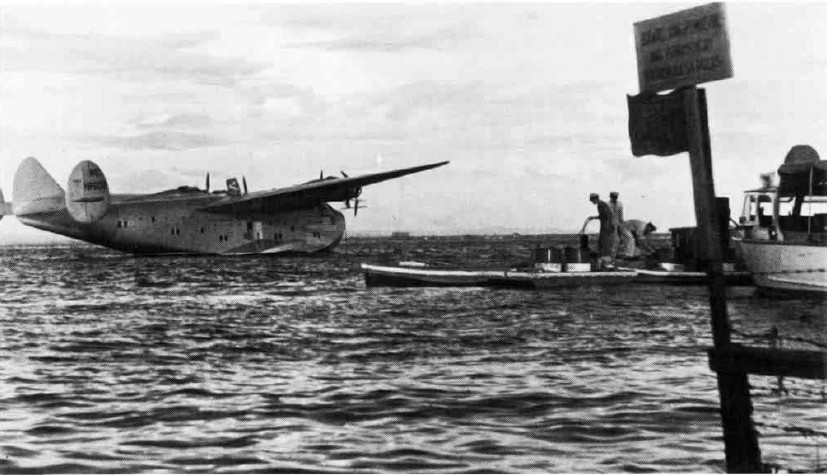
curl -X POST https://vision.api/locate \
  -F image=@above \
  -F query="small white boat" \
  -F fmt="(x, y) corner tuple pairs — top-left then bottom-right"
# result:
(731, 145), (827, 296)
(361, 264), (637, 289)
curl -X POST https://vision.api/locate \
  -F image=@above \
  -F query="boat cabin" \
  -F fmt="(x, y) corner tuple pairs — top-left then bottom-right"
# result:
(739, 145), (827, 244)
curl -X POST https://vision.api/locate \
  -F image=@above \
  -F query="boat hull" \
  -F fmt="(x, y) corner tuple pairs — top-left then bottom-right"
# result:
(361, 264), (637, 289)
(733, 239), (827, 295)
(623, 268), (754, 286)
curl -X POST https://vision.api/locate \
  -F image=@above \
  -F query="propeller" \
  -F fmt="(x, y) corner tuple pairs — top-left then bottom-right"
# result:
(342, 198), (367, 216)
(242, 176), (248, 195)
(342, 186), (364, 214)
(320, 169), (323, 180)
(205, 173), (210, 192)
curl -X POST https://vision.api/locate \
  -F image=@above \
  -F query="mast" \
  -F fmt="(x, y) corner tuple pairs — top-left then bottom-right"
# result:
(807, 165), (813, 240)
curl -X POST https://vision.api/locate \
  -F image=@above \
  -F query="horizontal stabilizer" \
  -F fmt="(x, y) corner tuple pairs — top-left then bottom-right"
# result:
(13, 157), (65, 216)
(72, 196), (106, 203)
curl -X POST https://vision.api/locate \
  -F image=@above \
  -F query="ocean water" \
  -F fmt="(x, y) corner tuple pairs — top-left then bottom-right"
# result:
(1, 237), (824, 473)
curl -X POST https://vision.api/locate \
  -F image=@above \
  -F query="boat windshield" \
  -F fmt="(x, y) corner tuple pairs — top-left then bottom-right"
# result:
(777, 195), (827, 217)
(741, 193), (774, 227)
(776, 194), (827, 239)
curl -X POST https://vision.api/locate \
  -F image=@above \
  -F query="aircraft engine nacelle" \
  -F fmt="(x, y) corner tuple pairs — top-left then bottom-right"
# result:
(334, 186), (362, 202)
(66, 160), (111, 223)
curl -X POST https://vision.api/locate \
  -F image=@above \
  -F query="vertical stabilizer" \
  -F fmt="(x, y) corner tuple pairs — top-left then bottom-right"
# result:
(13, 157), (65, 216)
(66, 160), (110, 223)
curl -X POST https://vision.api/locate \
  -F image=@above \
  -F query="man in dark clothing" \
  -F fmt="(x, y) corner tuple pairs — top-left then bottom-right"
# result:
(588, 193), (616, 269)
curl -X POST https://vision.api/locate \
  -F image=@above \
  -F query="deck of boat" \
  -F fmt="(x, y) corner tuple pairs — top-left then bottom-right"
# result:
(362, 264), (637, 289)
(362, 264), (754, 288)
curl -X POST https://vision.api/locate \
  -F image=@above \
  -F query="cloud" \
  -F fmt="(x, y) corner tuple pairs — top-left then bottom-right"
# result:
(296, 26), (473, 53)
(357, 79), (626, 156)
(157, 31), (220, 50)
(94, 131), (223, 151)
(260, 5), (479, 53)
(380, 80), (489, 121)
(0, 25), (265, 87)
(134, 113), (213, 130)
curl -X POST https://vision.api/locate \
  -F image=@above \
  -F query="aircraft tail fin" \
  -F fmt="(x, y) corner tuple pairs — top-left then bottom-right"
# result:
(0, 187), (11, 221)
(13, 157), (65, 216)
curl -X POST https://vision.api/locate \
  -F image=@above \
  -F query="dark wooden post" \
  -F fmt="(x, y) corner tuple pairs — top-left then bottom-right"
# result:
(716, 197), (732, 262)
(682, 86), (763, 472)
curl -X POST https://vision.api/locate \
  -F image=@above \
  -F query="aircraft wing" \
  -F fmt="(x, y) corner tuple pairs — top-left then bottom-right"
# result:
(201, 161), (448, 216)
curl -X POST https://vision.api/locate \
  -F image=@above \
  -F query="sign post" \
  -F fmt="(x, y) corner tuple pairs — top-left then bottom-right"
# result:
(682, 85), (762, 473)
(631, 4), (762, 472)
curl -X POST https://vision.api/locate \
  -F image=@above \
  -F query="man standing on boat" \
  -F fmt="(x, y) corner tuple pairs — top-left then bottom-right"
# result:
(609, 192), (632, 259)
(588, 193), (616, 269)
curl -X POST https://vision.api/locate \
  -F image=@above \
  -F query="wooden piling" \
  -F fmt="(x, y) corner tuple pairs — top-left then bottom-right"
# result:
(682, 86), (763, 473)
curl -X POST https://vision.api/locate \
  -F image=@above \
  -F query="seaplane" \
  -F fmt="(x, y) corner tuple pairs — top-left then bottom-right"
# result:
(0, 157), (448, 255)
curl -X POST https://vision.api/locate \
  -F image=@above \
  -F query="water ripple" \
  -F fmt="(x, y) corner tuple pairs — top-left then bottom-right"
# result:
(1, 241), (824, 472)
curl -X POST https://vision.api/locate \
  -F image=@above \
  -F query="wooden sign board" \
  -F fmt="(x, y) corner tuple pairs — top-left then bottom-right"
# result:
(634, 2), (732, 93)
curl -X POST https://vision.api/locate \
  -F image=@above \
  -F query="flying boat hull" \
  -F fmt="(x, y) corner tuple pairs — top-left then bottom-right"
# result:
(17, 201), (346, 255)
(2, 157), (447, 255)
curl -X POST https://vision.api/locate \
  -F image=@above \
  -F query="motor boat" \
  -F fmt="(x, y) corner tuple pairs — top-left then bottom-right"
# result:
(732, 145), (827, 296)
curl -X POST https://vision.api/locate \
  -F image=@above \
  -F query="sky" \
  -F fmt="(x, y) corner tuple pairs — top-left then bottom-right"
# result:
(1, 2), (826, 242)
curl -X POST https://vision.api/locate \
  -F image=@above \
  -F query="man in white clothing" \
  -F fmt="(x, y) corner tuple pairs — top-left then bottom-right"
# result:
(624, 219), (658, 257)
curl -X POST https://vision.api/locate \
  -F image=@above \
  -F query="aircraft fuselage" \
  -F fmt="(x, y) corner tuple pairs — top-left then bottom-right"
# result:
(18, 193), (346, 255)
(4, 157), (448, 255)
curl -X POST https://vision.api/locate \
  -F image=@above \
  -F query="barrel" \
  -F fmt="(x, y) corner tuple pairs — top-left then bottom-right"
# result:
(534, 246), (563, 263)
(564, 246), (584, 263)
(564, 246), (591, 272)
(534, 246), (564, 272)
